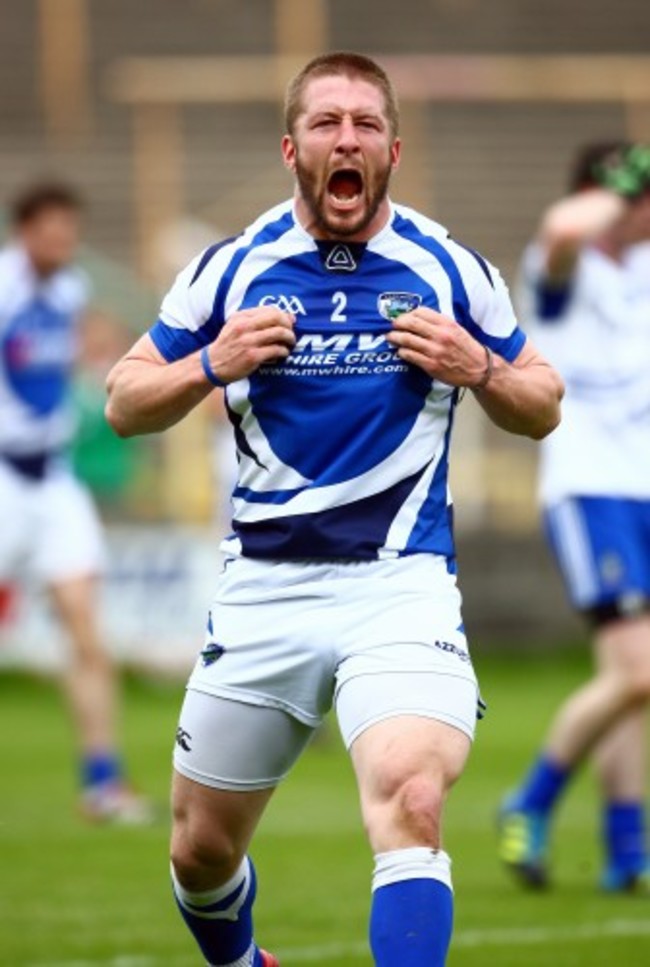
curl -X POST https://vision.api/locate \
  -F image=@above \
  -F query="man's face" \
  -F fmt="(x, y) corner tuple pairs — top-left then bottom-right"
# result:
(282, 74), (400, 240)
(19, 206), (80, 276)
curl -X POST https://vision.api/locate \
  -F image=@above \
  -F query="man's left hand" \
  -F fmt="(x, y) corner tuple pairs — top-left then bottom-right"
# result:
(387, 307), (488, 388)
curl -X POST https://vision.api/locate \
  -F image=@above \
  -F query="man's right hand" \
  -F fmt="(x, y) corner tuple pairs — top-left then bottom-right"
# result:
(203, 306), (296, 385)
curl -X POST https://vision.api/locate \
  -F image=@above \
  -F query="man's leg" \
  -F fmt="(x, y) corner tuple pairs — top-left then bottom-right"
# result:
(593, 621), (649, 889)
(48, 574), (150, 820)
(171, 772), (275, 966)
(350, 715), (471, 967)
(171, 689), (314, 965)
(49, 575), (116, 753)
(594, 710), (647, 889)
(500, 614), (650, 885)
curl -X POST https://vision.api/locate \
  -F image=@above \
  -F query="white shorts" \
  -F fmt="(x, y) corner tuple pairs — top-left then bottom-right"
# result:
(174, 554), (480, 790)
(0, 459), (106, 584)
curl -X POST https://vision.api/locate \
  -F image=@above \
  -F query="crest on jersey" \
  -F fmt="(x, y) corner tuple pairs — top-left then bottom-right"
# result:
(377, 291), (422, 320)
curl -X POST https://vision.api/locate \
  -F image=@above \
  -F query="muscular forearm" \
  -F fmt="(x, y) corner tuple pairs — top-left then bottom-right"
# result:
(105, 308), (296, 438)
(105, 350), (212, 437)
(474, 353), (564, 440)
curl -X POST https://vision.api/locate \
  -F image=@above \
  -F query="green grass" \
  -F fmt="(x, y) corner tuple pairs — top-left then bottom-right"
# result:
(2, 649), (650, 965)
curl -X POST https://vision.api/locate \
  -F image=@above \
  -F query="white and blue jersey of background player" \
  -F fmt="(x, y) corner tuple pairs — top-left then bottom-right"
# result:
(151, 199), (525, 566)
(518, 240), (650, 620)
(0, 243), (104, 583)
(0, 243), (84, 458)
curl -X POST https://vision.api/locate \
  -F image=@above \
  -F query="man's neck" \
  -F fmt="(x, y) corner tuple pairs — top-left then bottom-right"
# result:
(293, 194), (393, 242)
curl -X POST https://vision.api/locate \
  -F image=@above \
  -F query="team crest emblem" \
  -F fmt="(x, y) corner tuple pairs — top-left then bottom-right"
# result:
(377, 291), (422, 320)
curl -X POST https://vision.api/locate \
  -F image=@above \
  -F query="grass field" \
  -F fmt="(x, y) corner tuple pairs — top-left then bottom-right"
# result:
(3, 648), (650, 966)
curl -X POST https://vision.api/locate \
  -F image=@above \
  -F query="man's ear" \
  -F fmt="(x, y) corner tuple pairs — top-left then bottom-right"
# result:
(390, 138), (402, 172)
(282, 134), (297, 172)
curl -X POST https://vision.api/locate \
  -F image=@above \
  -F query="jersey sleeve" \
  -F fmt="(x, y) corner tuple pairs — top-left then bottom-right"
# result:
(148, 248), (222, 362)
(518, 241), (574, 324)
(465, 256), (526, 362)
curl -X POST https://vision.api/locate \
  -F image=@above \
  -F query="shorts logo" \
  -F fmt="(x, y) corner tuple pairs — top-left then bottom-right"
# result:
(377, 291), (422, 320)
(433, 639), (472, 664)
(175, 727), (192, 752)
(259, 294), (306, 315)
(200, 642), (226, 667)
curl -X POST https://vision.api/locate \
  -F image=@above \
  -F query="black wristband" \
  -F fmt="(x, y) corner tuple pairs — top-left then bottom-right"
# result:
(472, 345), (493, 392)
(200, 346), (226, 388)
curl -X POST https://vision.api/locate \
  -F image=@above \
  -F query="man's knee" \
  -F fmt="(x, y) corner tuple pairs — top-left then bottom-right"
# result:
(367, 771), (446, 847)
(170, 803), (241, 889)
(608, 662), (650, 706)
(396, 774), (445, 842)
(620, 668), (650, 705)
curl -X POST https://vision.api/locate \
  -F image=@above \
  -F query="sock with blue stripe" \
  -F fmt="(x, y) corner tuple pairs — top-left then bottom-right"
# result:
(370, 847), (453, 966)
(171, 856), (261, 966)
(604, 801), (647, 876)
(511, 755), (570, 815)
(81, 752), (122, 790)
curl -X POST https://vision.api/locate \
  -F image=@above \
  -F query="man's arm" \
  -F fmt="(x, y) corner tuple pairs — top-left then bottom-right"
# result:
(105, 306), (295, 437)
(538, 188), (626, 284)
(388, 307), (563, 440)
(105, 333), (213, 437)
(471, 339), (563, 439)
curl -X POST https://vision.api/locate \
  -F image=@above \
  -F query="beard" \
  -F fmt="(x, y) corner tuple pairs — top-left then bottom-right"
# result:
(294, 152), (393, 239)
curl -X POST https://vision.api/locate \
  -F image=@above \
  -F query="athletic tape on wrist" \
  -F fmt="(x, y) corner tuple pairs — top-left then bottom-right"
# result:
(200, 346), (226, 388)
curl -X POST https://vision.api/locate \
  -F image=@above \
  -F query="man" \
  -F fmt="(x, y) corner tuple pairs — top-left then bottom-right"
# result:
(106, 52), (562, 966)
(499, 142), (650, 891)
(0, 181), (150, 823)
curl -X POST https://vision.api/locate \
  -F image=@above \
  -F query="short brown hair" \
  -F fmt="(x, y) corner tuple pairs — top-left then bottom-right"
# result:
(10, 180), (84, 226)
(284, 51), (399, 140)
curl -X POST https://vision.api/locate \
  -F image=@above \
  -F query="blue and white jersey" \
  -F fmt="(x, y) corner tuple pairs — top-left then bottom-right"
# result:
(518, 241), (650, 504)
(0, 244), (88, 454)
(151, 200), (525, 561)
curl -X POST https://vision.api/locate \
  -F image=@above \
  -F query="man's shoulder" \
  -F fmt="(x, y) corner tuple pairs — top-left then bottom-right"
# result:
(390, 203), (450, 244)
(235, 199), (297, 256)
(0, 243), (25, 283)
(184, 200), (298, 288)
(390, 204), (496, 286)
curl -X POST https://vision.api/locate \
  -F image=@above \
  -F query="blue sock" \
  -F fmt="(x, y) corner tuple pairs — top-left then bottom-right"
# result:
(370, 847), (453, 967)
(511, 755), (570, 814)
(171, 857), (259, 966)
(81, 752), (121, 789)
(604, 802), (647, 874)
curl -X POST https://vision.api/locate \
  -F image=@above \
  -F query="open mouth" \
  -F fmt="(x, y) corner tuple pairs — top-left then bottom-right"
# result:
(327, 168), (364, 207)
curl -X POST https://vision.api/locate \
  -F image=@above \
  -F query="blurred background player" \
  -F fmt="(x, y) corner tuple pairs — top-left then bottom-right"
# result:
(0, 180), (151, 823)
(499, 142), (650, 891)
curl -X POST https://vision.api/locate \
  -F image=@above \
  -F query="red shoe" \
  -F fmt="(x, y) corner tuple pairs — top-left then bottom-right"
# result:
(259, 952), (280, 967)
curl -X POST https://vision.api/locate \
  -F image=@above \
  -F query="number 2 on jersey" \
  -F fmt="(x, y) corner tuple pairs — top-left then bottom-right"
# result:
(331, 291), (347, 322)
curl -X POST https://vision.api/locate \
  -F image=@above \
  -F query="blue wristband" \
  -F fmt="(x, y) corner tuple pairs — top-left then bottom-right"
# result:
(200, 346), (226, 388)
